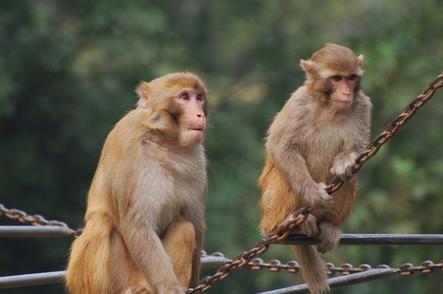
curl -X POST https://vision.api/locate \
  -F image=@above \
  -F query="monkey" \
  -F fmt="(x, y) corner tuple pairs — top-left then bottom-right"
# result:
(258, 43), (372, 294)
(66, 72), (208, 294)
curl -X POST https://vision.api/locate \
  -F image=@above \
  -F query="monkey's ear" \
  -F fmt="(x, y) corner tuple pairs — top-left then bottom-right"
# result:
(144, 98), (182, 131)
(136, 81), (150, 108)
(357, 54), (364, 66)
(144, 110), (174, 131)
(300, 59), (317, 76)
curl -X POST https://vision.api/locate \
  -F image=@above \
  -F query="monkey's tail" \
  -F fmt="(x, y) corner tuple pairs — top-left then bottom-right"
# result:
(292, 245), (330, 294)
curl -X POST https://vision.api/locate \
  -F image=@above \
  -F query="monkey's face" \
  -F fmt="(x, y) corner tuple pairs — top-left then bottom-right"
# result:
(327, 74), (360, 111)
(175, 88), (207, 147)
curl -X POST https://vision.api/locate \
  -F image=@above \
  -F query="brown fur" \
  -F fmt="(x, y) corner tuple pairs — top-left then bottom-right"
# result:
(66, 72), (208, 294)
(258, 44), (371, 294)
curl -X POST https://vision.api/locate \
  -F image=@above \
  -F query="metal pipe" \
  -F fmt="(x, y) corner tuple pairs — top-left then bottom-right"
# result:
(0, 271), (65, 289)
(279, 233), (443, 245)
(0, 255), (230, 288)
(257, 268), (396, 294)
(0, 226), (75, 237)
(3, 226), (442, 246)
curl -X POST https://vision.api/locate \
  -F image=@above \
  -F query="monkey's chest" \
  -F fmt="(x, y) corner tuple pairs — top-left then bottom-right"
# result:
(300, 125), (350, 181)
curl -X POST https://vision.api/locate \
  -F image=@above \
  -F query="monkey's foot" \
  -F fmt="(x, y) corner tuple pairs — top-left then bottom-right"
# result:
(317, 222), (341, 253)
(297, 214), (319, 237)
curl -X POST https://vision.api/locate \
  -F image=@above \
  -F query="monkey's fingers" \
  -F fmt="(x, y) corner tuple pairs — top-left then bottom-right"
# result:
(330, 152), (358, 181)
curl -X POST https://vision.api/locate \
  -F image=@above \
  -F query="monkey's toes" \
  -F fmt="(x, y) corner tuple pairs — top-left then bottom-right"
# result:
(317, 240), (336, 253)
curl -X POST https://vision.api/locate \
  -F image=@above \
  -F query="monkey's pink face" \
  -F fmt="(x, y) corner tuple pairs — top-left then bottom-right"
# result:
(328, 74), (360, 111)
(176, 88), (207, 147)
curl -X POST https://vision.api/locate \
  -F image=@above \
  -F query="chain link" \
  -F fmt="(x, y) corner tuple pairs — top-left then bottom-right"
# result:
(0, 203), (78, 235)
(189, 72), (443, 293)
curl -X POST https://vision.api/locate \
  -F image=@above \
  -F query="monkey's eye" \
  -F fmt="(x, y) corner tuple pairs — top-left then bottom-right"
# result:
(330, 75), (342, 82)
(179, 92), (190, 100)
(348, 74), (359, 81)
(196, 93), (204, 101)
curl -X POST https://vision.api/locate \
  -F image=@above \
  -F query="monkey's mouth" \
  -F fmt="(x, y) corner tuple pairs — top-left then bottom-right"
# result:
(334, 100), (352, 107)
(188, 128), (205, 132)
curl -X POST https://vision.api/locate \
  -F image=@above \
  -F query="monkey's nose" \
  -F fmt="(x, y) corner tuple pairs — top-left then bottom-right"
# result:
(197, 113), (203, 118)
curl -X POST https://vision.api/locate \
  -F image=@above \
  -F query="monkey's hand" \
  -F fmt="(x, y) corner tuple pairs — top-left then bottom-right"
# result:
(330, 151), (358, 180)
(302, 182), (333, 217)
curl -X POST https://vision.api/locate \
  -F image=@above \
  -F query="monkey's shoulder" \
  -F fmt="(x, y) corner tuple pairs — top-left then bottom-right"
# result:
(275, 86), (311, 120)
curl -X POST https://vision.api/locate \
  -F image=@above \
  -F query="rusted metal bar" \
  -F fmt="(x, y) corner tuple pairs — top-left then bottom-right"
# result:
(0, 255), (230, 288)
(279, 233), (443, 246)
(257, 268), (396, 294)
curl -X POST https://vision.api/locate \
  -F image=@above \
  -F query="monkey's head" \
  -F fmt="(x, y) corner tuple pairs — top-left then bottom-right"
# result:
(300, 43), (364, 111)
(136, 72), (208, 147)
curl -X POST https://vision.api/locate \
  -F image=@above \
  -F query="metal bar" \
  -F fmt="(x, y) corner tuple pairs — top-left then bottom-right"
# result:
(257, 268), (396, 294)
(278, 233), (443, 246)
(200, 255), (231, 270)
(0, 255), (230, 288)
(0, 271), (66, 289)
(3, 227), (442, 246)
(0, 226), (75, 237)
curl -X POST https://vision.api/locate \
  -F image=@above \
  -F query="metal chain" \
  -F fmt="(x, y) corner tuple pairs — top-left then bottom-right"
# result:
(326, 72), (443, 194)
(0, 203), (78, 235)
(243, 257), (443, 277)
(188, 71), (443, 293)
(208, 252), (443, 276)
(187, 208), (310, 293)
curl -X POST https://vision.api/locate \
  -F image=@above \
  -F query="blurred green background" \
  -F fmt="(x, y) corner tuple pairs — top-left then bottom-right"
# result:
(1, 0), (442, 293)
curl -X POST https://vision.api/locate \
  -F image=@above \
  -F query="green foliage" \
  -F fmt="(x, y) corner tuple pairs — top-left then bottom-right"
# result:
(0, 0), (443, 293)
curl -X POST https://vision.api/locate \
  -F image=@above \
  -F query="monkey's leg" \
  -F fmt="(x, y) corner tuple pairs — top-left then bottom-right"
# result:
(162, 220), (196, 287)
(317, 222), (342, 253)
(110, 231), (154, 294)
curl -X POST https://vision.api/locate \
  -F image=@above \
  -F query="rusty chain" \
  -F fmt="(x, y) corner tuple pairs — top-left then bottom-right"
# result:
(188, 72), (443, 293)
(205, 252), (443, 277)
(326, 72), (443, 194)
(0, 204), (79, 236)
(187, 208), (311, 293)
(249, 258), (443, 277)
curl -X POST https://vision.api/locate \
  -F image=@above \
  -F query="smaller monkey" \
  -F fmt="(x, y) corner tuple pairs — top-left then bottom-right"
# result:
(66, 72), (208, 294)
(258, 44), (372, 294)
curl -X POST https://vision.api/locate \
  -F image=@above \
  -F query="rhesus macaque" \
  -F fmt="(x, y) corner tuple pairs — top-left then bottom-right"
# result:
(258, 43), (372, 294)
(66, 72), (208, 294)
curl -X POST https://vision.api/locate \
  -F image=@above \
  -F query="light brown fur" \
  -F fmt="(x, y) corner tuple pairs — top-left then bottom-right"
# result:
(258, 44), (371, 294)
(66, 72), (208, 294)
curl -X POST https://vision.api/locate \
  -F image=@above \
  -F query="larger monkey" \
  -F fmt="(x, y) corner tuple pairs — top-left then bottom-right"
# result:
(66, 72), (208, 294)
(258, 44), (372, 293)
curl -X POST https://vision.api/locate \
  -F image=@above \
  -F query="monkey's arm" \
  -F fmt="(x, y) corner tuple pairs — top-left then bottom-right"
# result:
(331, 93), (372, 180)
(266, 114), (331, 210)
(118, 211), (183, 292)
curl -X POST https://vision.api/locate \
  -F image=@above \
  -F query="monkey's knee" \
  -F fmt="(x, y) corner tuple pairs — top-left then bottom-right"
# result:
(163, 220), (195, 249)
(317, 222), (341, 253)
